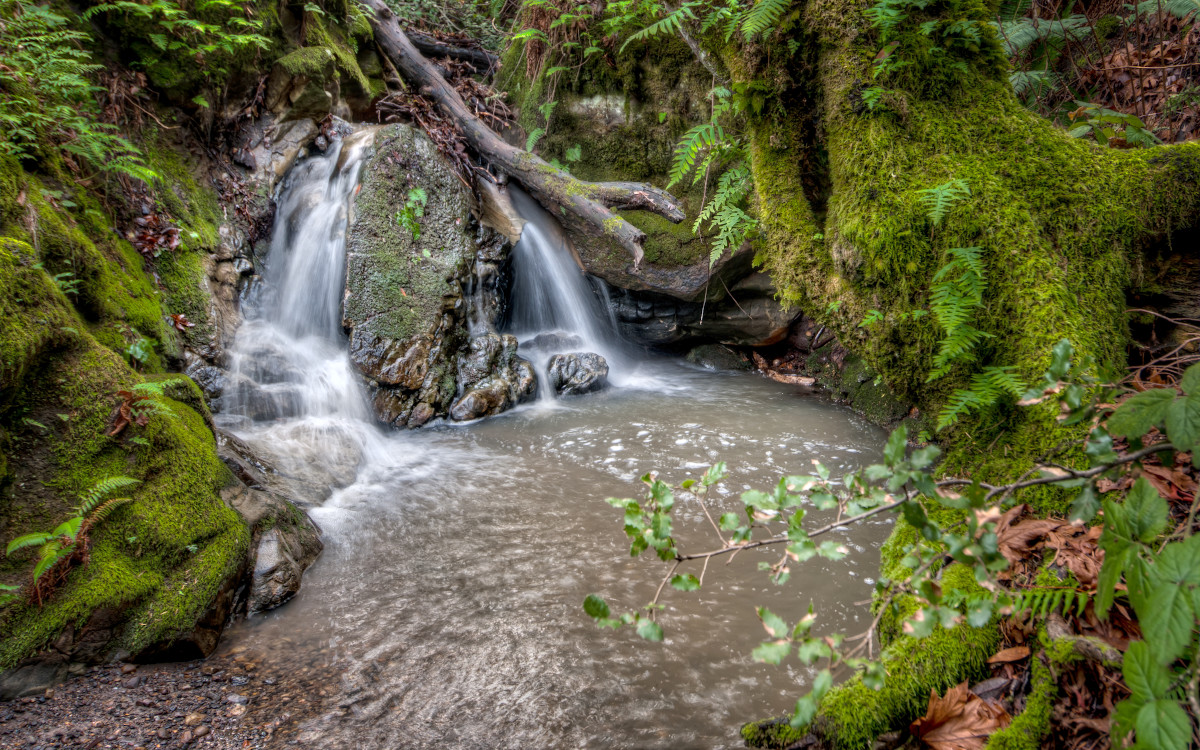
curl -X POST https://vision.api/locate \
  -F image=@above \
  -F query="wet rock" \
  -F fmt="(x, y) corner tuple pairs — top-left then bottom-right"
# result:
(685, 344), (751, 371)
(217, 440), (324, 614)
(344, 124), (519, 428)
(547, 353), (609, 396)
(449, 334), (538, 421)
(519, 330), (583, 356)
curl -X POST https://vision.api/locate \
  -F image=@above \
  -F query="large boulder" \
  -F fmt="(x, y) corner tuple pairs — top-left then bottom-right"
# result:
(344, 124), (530, 428)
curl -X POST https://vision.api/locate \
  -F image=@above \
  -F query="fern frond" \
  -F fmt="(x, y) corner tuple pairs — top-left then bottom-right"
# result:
(739, 0), (792, 38)
(996, 15), (1089, 57)
(621, 2), (700, 52)
(78, 476), (140, 516)
(32, 544), (70, 582)
(6, 532), (54, 555)
(1133, 0), (1199, 19)
(668, 122), (725, 188)
(917, 178), (971, 225)
(1010, 587), (1090, 618)
(937, 366), (1027, 429)
(87, 497), (133, 527)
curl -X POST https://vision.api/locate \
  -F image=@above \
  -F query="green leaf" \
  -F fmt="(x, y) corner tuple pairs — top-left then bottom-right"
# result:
(1123, 641), (1170, 701)
(752, 640), (791, 664)
(1135, 699), (1192, 750)
(1125, 478), (1170, 544)
(635, 619), (664, 642)
(1068, 484), (1100, 524)
(884, 425), (907, 466)
(1139, 582), (1195, 664)
(583, 594), (610, 620)
(1107, 388), (1175, 439)
(757, 606), (789, 639)
(670, 574), (701, 591)
(1165, 392), (1200, 452)
(718, 512), (740, 530)
(6, 532), (54, 555)
(1179, 362), (1200, 395)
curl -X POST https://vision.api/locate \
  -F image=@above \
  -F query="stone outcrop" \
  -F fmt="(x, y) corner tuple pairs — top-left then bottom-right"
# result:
(216, 433), (323, 616)
(344, 123), (537, 427)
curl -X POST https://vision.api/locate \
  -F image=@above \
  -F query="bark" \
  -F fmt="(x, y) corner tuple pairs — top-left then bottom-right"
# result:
(358, 0), (685, 266)
(406, 30), (499, 74)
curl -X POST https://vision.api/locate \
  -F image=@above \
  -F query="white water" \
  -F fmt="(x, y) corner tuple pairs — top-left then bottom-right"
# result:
(212, 137), (891, 748)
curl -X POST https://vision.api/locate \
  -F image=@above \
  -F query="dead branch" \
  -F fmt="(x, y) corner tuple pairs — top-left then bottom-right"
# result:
(358, 0), (685, 266)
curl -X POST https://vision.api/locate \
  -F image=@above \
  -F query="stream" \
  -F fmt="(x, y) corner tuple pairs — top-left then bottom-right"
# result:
(213, 133), (891, 748)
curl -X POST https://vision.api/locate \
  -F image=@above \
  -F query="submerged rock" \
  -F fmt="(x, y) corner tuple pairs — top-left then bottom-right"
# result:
(548, 352), (609, 396)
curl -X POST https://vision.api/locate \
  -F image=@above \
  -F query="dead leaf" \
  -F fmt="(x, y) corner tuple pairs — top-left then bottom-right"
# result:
(911, 682), (1012, 750)
(987, 646), (1031, 664)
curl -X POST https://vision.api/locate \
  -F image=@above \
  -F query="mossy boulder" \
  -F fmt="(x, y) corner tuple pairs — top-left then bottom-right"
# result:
(345, 124), (528, 427)
(0, 161), (251, 697)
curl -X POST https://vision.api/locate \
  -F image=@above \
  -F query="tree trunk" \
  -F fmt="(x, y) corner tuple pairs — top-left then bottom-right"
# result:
(357, 0), (685, 266)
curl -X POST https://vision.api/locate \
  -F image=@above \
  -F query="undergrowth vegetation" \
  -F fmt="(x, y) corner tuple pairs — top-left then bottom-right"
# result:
(589, 344), (1200, 748)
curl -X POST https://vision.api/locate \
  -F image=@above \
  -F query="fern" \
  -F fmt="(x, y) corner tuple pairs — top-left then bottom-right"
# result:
(78, 476), (140, 516)
(995, 15), (1090, 57)
(1009, 587), (1091, 618)
(667, 122), (726, 188)
(937, 365), (1025, 429)
(1133, 0), (1200, 19)
(738, 0), (791, 37)
(695, 164), (756, 267)
(928, 246), (990, 379)
(88, 497), (134, 526)
(620, 1), (700, 52)
(916, 178), (971, 226)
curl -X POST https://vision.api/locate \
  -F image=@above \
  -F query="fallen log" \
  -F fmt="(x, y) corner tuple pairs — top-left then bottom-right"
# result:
(358, 0), (685, 266)
(407, 30), (498, 74)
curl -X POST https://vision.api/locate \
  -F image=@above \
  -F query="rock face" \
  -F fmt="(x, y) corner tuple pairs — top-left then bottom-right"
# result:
(344, 124), (535, 427)
(548, 353), (609, 396)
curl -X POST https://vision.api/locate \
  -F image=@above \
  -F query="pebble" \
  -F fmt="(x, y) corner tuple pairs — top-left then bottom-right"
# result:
(225, 693), (249, 705)
(184, 711), (205, 726)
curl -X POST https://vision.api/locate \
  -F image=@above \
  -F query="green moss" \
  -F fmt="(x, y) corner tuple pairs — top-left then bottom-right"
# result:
(732, 0), (1200, 513)
(740, 717), (810, 748)
(304, 12), (371, 94)
(0, 155), (246, 668)
(0, 339), (246, 666)
(985, 640), (1057, 750)
(345, 125), (475, 343)
(815, 564), (1001, 749)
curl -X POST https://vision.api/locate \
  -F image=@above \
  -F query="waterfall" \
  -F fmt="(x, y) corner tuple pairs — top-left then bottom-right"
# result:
(218, 129), (390, 499)
(504, 186), (633, 386)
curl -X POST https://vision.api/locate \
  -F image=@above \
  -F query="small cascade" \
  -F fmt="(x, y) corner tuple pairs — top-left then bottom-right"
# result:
(504, 186), (631, 393)
(218, 129), (390, 501)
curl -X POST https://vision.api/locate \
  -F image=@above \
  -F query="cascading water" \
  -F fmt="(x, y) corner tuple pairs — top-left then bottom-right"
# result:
(219, 129), (391, 501)
(504, 186), (635, 390)
(210, 131), (892, 749)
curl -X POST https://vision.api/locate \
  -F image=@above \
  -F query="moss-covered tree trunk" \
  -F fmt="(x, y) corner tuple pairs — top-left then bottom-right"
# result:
(704, 0), (1200, 745)
(729, 0), (1200, 482)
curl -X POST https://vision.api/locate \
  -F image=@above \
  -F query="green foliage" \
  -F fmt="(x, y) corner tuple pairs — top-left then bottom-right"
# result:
(589, 349), (1200, 745)
(1066, 102), (1161, 149)
(916, 178), (971, 226)
(937, 365), (1025, 429)
(0, 0), (155, 181)
(693, 164), (755, 267)
(927, 245), (988, 379)
(83, 0), (272, 93)
(668, 121), (728, 188)
(395, 187), (428, 241)
(5, 476), (139, 602)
